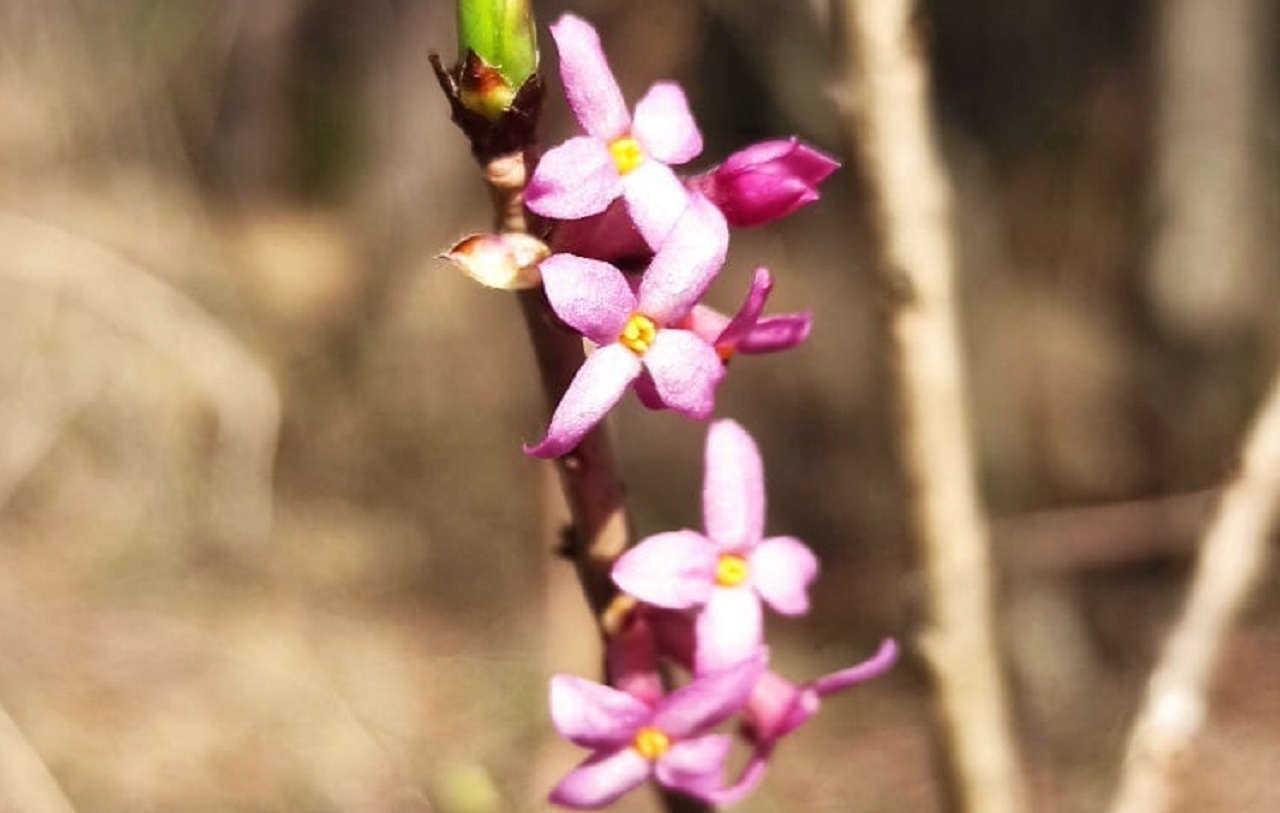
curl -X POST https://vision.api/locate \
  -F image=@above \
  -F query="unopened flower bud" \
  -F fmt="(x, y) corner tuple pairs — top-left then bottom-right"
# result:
(456, 0), (538, 120)
(692, 138), (839, 228)
(440, 232), (548, 289)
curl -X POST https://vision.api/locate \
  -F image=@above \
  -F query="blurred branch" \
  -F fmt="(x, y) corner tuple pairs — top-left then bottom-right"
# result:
(0, 700), (79, 813)
(1108, 369), (1280, 813)
(834, 2), (1031, 813)
(994, 490), (1220, 572)
(1146, 0), (1264, 337)
(0, 213), (279, 544)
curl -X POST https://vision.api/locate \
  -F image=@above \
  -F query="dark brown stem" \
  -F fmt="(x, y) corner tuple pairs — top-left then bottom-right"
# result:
(483, 151), (631, 626)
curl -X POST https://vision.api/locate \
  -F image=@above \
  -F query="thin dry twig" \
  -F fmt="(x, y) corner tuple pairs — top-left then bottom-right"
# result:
(834, 2), (1031, 812)
(0, 700), (80, 813)
(994, 489), (1220, 573)
(1108, 368), (1280, 813)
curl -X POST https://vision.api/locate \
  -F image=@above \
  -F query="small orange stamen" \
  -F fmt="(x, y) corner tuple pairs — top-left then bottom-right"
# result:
(618, 313), (657, 354)
(715, 344), (735, 363)
(632, 726), (670, 760)
(716, 553), (750, 587)
(609, 136), (645, 175)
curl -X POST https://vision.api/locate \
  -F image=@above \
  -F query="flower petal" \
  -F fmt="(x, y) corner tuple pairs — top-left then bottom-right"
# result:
(550, 14), (630, 139)
(738, 313), (812, 354)
(524, 344), (641, 458)
(612, 530), (718, 608)
(631, 82), (703, 165)
(702, 740), (774, 806)
(654, 734), (732, 801)
(693, 587), (765, 675)
(742, 671), (819, 742)
(748, 536), (818, 616)
(715, 267), (774, 350)
(679, 305), (731, 346)
(641, 330), (724, 419)
(549, 747), (650, 809)
(653, 648), (767, 737)
(621, 160), (693, 251)
(631, 369), (666, 411)
(810, 638), (900, 697)
(701, 419), (766, 551)
(549, 674), (653, 748)
(526, 137), (622, 221)
(539, 254), (633, 344)
(636, 195), (728, 322)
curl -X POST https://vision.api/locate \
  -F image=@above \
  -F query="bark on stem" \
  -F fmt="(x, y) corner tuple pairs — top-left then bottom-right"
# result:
(485, 151), (630, 627)
(834, 2), (1031, 812)
(1108, 368), (1280, 813)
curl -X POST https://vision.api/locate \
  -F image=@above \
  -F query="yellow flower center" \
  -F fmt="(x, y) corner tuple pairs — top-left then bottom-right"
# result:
(618, 313), (657, 355)
(609, 136), (645, 175)
(716, 553), (750, 587)
(631, 726), (670, 761)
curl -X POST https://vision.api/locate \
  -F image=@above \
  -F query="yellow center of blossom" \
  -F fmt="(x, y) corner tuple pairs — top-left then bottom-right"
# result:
(618, 313), (657, 355)
(609, 136), (645, 175)
(716, 553), (750, 587)
(631, 726), (671, 761)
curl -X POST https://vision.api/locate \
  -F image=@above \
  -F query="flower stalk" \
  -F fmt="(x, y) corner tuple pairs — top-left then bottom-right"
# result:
(437, 7), (892, 810)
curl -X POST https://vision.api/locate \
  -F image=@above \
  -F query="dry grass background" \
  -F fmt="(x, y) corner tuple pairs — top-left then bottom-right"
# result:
(0, 1), (1277, 812)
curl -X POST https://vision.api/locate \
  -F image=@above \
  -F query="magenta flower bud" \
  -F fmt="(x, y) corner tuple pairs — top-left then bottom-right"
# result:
(691, 138), (839, 228)
(606, 613), (664, 707)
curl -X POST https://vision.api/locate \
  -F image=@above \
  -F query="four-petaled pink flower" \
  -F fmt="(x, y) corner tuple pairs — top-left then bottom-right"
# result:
(527, 14), (709, 248)
(548, 651), (767, 809)
(691, 138), (840, 228)
(612, 419), (819, 673)
(525, 196), (729, 458)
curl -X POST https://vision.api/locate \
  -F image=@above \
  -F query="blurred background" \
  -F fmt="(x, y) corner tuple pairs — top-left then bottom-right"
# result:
(0, 0), (1278, 811)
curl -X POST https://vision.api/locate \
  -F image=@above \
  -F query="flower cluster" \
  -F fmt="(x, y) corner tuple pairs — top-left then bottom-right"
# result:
(550, 419), (897, 807)
(505, 13), (896, 808)
(522, 13), (835, 458)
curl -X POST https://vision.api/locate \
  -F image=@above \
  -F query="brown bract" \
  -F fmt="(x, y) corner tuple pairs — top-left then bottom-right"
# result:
(430, 49), (543, 164)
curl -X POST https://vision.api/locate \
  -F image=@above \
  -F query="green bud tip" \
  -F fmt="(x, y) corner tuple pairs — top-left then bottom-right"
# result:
(456, 0), (538, 119)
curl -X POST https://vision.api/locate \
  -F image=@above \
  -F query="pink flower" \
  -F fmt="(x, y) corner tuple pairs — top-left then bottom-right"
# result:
(705, 640), (899, 805)
(690, 138), (840, 228)
(680, 267), (812, 362)
(527, 14), (709, 248)
(742, 639), (899, 744)
(547, 652), (767, 809)
(524, 196), (729, 459)
(612, 419), (819, 673)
